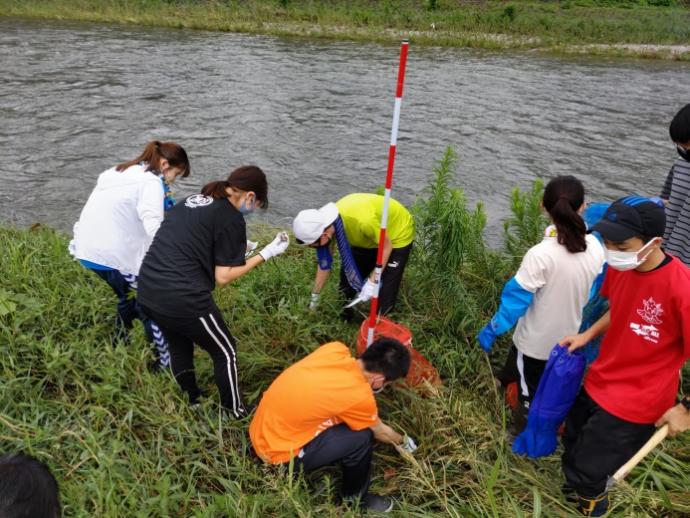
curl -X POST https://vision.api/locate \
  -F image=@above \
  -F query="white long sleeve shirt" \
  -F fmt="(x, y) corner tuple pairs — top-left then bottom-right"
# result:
(69, 164), (164, 275)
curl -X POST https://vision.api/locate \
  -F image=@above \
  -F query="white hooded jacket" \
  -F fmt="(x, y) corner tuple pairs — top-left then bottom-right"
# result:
(69, 164), (164, 275)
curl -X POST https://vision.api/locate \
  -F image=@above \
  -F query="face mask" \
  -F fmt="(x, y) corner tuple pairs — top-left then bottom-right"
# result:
(371, 375), (387, 394)
(239, 195), (255, 215)
(605, 239), (657, 271)
(677, 145), (690, 162)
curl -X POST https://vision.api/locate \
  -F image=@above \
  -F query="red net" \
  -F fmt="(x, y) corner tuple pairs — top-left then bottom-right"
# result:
(357, 317), (441, 388)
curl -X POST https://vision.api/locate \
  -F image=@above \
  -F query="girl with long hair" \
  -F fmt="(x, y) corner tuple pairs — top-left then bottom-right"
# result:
(70, 140), (190, 369)
(137, 165), (289, 418)
(477, 175), (605, 432)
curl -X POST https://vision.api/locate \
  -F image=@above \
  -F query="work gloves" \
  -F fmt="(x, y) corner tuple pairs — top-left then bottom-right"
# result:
(359, 278), (378, 302)
(400, 434), (418, 454)
(477, 323), (498, 353)
(259, 232), (289, 261)
(245, 239), (258, 258)
(345, 279), (380, 308)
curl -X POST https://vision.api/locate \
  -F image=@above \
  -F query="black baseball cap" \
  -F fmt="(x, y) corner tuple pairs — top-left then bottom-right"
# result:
(591, 196), (666, 242)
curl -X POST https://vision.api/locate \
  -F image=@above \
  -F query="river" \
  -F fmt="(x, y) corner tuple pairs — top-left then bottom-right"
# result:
(2, 18), (689, 242)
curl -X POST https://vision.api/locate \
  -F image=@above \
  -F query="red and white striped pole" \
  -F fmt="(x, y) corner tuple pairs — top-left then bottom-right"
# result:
(367, 39), (409, 347)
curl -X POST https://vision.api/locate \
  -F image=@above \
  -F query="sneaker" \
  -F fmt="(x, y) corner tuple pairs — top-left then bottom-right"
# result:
(188, 389), (205, 407)
(361, 493), (394, 513)
(576, 493), (609, 517)
(222, 403), (257, 421)
(239, 403), (257, 419)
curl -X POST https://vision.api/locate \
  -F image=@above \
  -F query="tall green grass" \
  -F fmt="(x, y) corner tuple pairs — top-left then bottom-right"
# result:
(2, 0), (690, 58)
(1, 147), (688, 516)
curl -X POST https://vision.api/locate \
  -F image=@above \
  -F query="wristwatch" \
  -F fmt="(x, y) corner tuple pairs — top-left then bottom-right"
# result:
(681, 396), (690, 411)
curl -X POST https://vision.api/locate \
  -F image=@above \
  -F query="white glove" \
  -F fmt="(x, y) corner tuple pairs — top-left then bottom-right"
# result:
(309, 293), (320, 310)
(245, 240), (258, 258)
(345, 279), (380, 308)
(400, 434), (418, 454)
(259, 232), (289, 261)
(358, 279), (378, 302)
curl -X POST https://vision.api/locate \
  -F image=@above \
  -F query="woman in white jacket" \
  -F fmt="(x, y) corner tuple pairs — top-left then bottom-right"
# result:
(70, 140), (190, 370)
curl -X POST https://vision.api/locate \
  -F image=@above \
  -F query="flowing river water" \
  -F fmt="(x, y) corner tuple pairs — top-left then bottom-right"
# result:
(2, 18), (690, 242)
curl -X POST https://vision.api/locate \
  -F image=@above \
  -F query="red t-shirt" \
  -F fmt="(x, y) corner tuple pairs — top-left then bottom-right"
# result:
(585, 256), (690, 424)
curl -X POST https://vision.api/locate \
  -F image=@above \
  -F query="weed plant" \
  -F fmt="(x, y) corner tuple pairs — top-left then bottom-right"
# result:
(502, 179), (550, 270)
(1, 148), (689, 516)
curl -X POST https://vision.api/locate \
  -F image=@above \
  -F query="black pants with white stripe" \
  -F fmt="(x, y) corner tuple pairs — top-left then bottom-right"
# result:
(498, 344), (547, 405)
(141, 303), (248, 418)
(498, 344), (547, 430)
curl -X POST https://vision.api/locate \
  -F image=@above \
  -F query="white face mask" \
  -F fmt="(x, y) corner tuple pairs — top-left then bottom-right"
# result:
(370, 374), (387, 394)
(605, 239), (658, 271)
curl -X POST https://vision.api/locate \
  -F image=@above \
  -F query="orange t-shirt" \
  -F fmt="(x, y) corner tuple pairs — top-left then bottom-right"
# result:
(249, 342), (379, 464)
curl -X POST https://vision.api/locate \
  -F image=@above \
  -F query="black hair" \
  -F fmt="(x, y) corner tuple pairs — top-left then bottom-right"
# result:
(360, 337), (411, 381)
(542, 175), (587, 254)
(0, 453), (61, 518)
(669, 103), (690, 144)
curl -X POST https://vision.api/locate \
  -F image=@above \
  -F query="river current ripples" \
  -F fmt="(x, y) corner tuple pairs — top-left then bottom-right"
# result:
(2, 19), (690, 242)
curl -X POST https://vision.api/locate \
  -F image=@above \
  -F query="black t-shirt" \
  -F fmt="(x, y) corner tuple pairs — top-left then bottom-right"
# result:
(138, 194), (246, 317)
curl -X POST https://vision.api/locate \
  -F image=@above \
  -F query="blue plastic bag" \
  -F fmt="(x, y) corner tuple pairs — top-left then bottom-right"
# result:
(512, 344), (586, 458)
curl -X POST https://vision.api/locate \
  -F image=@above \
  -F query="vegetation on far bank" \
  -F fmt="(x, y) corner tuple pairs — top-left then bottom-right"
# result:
(1, 148), (689, 516)
(2, 0), (690, 60)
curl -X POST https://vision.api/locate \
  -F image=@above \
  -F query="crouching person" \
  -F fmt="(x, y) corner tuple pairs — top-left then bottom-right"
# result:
(249, 338), (414, 513)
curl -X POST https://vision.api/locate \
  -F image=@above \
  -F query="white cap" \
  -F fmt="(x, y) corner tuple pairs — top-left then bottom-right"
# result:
(293, 202), (339, 245)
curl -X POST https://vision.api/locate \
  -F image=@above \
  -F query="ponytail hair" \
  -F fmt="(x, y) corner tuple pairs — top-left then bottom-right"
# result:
(542, 175), (587, 254)
(116, 140), (190, 177)
(201, 165), (268, 207)
(200, 181), (228, 199)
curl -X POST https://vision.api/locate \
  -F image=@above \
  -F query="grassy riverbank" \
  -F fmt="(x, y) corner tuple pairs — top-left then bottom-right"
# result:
(1, 149), (689, 516)
(2, 0), (690, 59)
